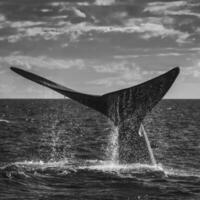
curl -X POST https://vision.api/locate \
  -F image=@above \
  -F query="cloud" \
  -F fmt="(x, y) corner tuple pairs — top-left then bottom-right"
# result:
(88, 60), (160, 87)
(48, 1), (88, 17)
(0, 0), (197, 48)
(144, 1), (187, 13)
(165, 10), (200, 18)
(49, 1), (90, 7)
(114, 52), (184, 59)
(188, 47), (200, 52)
(0, 14), (5, 22)
(0, 18), (51, 42)
(0, 55), (85, 70)
(88, 67), (143, 87)
(41, 9), (51, 13)
(0, 1), (193, 45)
(114, 55), (140, 59)
(183, 60), (200, 78)
(92, 60), (131, 73)
(49, 0), (116, 7)
(144, 1), (200, 18)
(72, 7), (86, 18)
(94, 0), (115, 6)
(10, 21), (45, 28)
(0, 15), (190, 44)
(125, 17), (190, 43)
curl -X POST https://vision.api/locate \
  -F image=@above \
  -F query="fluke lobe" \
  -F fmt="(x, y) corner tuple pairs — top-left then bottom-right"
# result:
(11, 66), (180, 164)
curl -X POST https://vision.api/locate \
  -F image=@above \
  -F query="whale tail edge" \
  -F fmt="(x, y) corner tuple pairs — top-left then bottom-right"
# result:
(10, 66), (179, 125)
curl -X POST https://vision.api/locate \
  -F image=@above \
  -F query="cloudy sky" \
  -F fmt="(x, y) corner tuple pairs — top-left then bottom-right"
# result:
(0, 0), (200, 98)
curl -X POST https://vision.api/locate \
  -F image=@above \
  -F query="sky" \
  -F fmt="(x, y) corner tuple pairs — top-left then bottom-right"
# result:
(0, 0), (200, 98)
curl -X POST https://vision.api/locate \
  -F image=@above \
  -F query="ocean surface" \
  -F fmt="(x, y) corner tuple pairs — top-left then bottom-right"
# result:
(0, 99), (199, 200)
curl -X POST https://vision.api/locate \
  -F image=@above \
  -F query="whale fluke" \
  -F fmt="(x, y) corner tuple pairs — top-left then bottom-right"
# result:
(10, 66), (179, 164)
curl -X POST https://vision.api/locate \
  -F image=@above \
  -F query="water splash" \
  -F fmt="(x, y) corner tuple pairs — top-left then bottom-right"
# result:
(107, 125), (119, 163)
(82, 161), (164, 173)
(50, 120), (61, 161)
(14, 159), (69, 169)
(139, 124), (157, 165)
(7, 160), (167, 180)
(3, 159), (200, 179)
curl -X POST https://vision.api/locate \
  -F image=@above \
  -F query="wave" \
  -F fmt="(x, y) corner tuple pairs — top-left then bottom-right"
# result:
(163, 166), (200, 178)
(2, 159), (161, 171)
(1, 159), (199, 180)
(79, 160), (164, 172)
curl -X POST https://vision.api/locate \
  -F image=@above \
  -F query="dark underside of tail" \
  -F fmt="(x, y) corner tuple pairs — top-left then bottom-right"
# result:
(11, 66), (180, 164)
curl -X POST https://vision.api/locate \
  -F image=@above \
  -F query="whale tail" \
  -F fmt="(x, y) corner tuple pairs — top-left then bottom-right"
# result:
(10, 66), (179, 163)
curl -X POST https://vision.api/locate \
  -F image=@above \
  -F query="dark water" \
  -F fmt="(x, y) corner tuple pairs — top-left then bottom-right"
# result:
(0, 99), (199, 200)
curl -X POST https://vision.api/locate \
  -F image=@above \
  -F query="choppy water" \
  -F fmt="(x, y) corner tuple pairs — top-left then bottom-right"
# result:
(0, 99), (200, 200)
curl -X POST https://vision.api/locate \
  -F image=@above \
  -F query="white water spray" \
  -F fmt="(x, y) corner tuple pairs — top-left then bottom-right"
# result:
(50, 121), (60, 161)
(139, 124), (157, 165)
(107, 125), (119, 163)
(107, 122), (157, 166)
